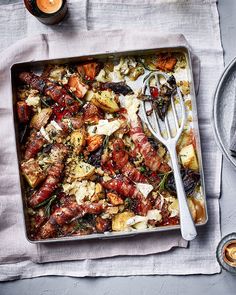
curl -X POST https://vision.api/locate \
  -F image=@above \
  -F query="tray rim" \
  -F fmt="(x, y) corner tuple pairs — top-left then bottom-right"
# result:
(11, 45), (208, 244)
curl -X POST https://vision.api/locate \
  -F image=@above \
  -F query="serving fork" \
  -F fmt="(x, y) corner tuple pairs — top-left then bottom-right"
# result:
(141, 72), (197, 241)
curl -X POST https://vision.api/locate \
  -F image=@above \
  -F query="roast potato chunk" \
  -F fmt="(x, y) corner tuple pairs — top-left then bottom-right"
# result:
(30, 108), (52, 130)
(91, 90), (120, 113)
(112, 211), (135, 231)
(107, 192), (124, 206)
(179, 144), (199, 171)
(75, 161), (95, 179)
(21, 159), (45, 188)
(70, 128), (86, 154)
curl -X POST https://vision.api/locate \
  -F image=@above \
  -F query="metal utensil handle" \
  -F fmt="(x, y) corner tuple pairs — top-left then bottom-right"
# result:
(169, 147), (197, 241)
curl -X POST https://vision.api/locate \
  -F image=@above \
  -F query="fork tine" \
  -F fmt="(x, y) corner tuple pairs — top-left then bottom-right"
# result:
(164, 115), (171, 139)
(178, 88), (186, 131)
(171, 93), (179, 130)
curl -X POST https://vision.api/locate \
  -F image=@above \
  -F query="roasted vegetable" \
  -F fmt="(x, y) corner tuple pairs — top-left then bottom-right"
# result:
(17, 101), (31, 123)
(30, 108), (52, 130)
(166, 169), (200, 196)
(86, 134), (103, 152)
(91, 91), (120, 113)
(21, 159), (46, 188)
(156, 53), (177, 72)
(112, 211), (135, 231)
(102, 82), (133, 96)
(68, 74), (88, 99)
(83, 102), (104, 124)
(107, 192), (124, 206)
(70, 128), (86, 154)
(77, 62), (99, 80)
(75, 161), (95, 179)
(179, 144), (199, 171)
(95, 216), (111, 233)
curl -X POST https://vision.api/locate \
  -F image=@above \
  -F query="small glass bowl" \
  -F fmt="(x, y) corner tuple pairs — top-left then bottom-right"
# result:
(216, 233), (236, 274)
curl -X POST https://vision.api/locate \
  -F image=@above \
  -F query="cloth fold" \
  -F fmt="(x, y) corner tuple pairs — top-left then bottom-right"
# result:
(0, 0), (223, 280)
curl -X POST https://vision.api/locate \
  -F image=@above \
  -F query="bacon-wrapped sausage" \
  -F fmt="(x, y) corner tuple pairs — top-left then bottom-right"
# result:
(130, 117), (170, 173)
(25, 131), (47, 160)
(19, 72), (80, 115)
(17, 101), (31, 123)
(101, 178), (151, 215)
(38, 201), (106, 239)
(29, 144), (68, 208)
(112, 138), (148, 183)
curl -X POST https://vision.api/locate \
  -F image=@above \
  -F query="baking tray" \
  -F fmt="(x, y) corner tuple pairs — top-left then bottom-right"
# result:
(11, 46), (208, 243)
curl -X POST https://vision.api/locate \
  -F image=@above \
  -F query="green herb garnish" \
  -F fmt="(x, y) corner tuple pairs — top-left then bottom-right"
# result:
(34, 194), (58, 217)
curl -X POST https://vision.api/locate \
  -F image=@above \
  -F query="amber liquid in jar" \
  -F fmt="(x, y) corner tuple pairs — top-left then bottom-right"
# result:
(24, 0), (68, 25)
(223, 240), (236, 267)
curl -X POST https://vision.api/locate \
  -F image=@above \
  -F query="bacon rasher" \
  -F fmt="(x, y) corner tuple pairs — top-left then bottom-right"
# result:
(130, 117), (170, 173)
(29, 144), (68, 208)
(112, 138), (148, 183)
(19, 72), (80, 115)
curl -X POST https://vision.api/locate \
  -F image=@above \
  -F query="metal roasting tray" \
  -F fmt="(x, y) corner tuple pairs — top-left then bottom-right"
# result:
(11, 46), (208, 243)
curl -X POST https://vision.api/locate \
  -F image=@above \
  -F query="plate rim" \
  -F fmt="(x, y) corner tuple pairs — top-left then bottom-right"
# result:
(212, 56), (236, 169)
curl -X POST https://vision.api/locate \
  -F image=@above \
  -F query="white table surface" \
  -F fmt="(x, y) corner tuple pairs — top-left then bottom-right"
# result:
(0, 0), (236, 294)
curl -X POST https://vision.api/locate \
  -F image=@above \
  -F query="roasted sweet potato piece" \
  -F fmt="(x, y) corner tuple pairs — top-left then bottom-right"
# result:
(156, 54), (177, 72)
(83, 102), (104, 124)
(87, 134), (103, 152)
(21, 159), (46, 188)
(77, 62), (99, 80)
(68, 74), (88, 99)
(17, 101), (31, 123)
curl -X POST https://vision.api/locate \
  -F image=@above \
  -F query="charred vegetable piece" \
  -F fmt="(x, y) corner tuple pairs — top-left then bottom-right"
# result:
(17, 101), (31, 123)
(95, 216), (111, 233)
(68, 74), (88, 99)
(77, 62), (99, 80)
(102, 82), (134, 96)
(87, 135), (108, 167)
(91, 91), (120, 113)
(154, 84), (172, 121)
(21, 159), (46, 188)
(86, 134), (104, 152)
(166, 169), (200, 196)
(83, 102), (104, 124)
(156, 53), (177, 72)
(30, 108), (52, 130)
(107, 192), (124, 206)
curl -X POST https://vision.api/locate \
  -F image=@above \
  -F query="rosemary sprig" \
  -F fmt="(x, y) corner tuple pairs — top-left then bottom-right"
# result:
(157, 171), (172, 191)
(103, 135), (109, 150)
(45, 195), (57, 217)
(34, 194), (58, 217)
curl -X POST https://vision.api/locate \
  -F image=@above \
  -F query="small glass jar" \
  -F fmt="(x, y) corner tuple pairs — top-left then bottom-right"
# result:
(24, 0), (68, 25)
(216, 233), (236, 274)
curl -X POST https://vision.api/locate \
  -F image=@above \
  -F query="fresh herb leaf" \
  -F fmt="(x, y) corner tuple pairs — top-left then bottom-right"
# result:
(140, 166), (146, 173)
(34, 194), (58, 217)
(44, 195), (57, 217)
(157, 171), (172, 191)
